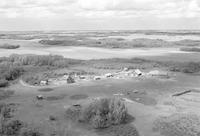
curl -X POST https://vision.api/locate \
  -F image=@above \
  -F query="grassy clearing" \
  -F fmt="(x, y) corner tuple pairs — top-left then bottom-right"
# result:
(0, 89), (14, 100)
(153, 113), (200, 136)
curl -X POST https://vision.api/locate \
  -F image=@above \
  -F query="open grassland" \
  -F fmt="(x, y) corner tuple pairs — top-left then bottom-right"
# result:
(1, 30), (200, 136)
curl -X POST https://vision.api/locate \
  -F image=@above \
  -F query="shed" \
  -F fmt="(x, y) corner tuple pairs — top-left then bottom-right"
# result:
(135, 69), (142, 76)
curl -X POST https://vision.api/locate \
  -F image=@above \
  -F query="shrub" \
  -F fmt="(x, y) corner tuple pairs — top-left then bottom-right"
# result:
(170, 62), (200, 73)
(81, 98), (128, 128)
(39, 40), (64, 45)
(0, 44), (20, 49)
(0, 119), (23, 135)
(0, 65), (24, 81)
(0, 79), (9, 87)
(66, 97), (129, 129)
(0, 103), (14, 118)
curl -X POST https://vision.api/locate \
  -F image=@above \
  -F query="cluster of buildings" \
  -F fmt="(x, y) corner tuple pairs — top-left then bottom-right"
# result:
(93, 68), (143, 80)
(39, 68), (170, 86)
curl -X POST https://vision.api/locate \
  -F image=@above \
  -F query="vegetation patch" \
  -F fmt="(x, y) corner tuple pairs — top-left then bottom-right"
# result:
(0, 103), (16, 118)
(0, 89), (14, 100)
(70, 94), (88, 100)
(153, 113), (200, 136)
(37, 88), (54, 92)
(170, 62), (200, 73)
(180, 47), (200, 52)
(0, 79), (9, 88)
(66, 97), (132, 129)
(0, 44), (20, 49)
(39, 40), (64, 45)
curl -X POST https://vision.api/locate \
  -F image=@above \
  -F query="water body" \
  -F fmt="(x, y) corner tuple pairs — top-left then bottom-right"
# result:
(0, 42), (188, 60)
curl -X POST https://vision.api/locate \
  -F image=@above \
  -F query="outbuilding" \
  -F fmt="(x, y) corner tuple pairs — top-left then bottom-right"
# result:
(135, 69), (142, 76)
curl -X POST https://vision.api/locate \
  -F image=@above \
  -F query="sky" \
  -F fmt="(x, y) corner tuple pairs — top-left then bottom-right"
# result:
(0, 0), (200, 31)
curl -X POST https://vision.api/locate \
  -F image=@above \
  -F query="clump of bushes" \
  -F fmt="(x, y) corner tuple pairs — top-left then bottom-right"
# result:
(0, 65), (24, 87)
(153, 114), (200, 136)
(39, 40), (64, 45)
(66, 97), (128, 129)
(7, 54), (81, 67)
(170, 62), (200, 73)
(0, 119), (23, 135)
(180, 47), (200, 52)
(0, 44), (20, 49)
(0, 79), (9, 87)
(0, 103), (15, 118)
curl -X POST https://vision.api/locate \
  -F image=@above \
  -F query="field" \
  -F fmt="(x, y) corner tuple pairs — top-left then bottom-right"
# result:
(1, 30), (200, 136)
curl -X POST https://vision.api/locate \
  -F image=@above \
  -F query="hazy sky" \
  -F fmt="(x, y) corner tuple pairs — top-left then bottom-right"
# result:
(0, 0), (200, 31)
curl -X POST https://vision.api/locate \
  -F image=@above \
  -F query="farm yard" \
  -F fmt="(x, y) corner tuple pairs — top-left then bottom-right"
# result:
(1, 30), (200, 136)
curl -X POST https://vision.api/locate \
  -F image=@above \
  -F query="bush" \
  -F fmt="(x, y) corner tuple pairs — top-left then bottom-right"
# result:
(0, 119), (23, 135)
(81, 98), (128, 128)
(0, 103), (14, 118)
(0, 79), (9, 87)
(0, 65), (24, 81)
(39, 40), (64, 45)
(0, 44), (20, 49)
(170, 62), (200, 73)
(66, 97), (128, 129)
